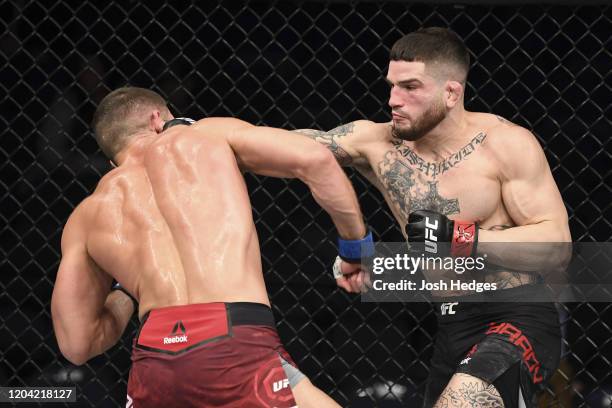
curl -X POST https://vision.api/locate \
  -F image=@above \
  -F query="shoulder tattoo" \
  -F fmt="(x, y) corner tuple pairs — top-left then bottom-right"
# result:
(293, 122), (355, 166)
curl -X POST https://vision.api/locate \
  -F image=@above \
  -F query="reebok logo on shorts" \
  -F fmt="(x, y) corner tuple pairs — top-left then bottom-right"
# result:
(163, 320), (188, 345)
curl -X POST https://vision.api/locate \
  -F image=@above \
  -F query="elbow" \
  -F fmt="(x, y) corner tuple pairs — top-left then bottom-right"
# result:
(296, 145), (337, 181)
(57, 338), (91, 366)
(53, 316), (94, 366)
(553, 217), (572, 243)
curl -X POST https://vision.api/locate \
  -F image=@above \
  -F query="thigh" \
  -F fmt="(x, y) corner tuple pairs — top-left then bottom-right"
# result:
(433, 373), (504, 408)
(291, 378), (341, 408)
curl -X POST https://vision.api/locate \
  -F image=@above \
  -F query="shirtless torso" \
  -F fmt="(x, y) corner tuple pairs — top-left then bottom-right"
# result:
(298, 111), (570, 293)
(81, 122), (268, 320)
(52, 114), (365, 356)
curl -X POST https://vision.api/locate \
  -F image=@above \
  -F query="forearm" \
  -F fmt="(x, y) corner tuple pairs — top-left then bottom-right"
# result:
(479, 219), (570, 243)
(54, 290), (134, 365)
(477, 220), (571, 273)
(300, 154), (366, 240)
(90, 290), (135, 357)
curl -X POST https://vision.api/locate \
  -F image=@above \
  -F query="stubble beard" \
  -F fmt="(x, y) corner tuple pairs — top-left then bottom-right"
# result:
(392, 99), (447, 141)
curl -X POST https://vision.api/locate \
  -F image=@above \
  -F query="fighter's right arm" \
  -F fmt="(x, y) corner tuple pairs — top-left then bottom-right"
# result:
(292, 120), (380, 167)
(51, 205), (134, 365)
(222, 120), (367, 240)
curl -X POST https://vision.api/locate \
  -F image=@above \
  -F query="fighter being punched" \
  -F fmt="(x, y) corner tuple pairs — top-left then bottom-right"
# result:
(51, 87), (373, 407)
(295, 28), (571, 407)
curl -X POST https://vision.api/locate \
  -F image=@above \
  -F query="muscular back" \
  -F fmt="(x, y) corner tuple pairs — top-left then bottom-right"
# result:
(83, 124), (266, 318)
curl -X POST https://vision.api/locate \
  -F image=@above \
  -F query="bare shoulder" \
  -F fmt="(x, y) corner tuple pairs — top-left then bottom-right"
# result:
(473, 113), (538, 149)
(477, 113), (547, 177)
(61, 196), (94, 250)
(191, 117), (253, 135)
(346, 120), (392, 143)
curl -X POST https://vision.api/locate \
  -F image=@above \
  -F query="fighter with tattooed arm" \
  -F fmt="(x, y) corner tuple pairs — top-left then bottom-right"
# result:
(294, 28), (570, 408)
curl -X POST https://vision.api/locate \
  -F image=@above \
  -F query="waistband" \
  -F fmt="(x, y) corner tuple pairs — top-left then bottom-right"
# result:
(139, 302), (275, 327)
(135, 302), (275, 355)
(433, 283), (550, 305)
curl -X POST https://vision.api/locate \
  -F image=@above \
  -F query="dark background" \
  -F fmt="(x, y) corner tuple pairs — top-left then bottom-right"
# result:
(1, 0), (610, 407)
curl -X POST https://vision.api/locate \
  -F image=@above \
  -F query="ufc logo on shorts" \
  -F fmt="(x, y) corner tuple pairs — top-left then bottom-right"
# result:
(441, 302), (458, 315)
(424, 217), (438, 254)
(273, 378), (290, 393)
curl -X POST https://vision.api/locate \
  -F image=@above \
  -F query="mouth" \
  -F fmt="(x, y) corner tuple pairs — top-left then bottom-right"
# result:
(392, 113), (408, 121)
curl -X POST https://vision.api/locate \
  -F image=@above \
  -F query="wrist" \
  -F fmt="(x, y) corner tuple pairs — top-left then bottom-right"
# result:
(338, 229), (374, 263)
(337, 221), (367, 242)
(450, 220), (479, 257)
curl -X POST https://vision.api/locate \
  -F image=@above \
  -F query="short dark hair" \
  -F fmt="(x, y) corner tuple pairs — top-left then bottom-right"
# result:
(92, 87), (167, 160)
(390, 27), (470, 82)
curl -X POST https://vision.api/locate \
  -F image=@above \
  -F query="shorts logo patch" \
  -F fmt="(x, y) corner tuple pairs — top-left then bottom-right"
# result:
(487, 322), (544, 384)
(273, 378), (290, 392)
(459, 357), (471, 365)
(163, 320), (188, 345)
(441, 302), (458, 315)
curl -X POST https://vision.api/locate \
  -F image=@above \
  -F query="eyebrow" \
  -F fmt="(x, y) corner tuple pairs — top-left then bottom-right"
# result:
(385, 78), (423, 87)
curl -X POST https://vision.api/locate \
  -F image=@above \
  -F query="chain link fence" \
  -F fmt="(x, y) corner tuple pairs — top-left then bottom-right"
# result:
(1, 1), (611, 407)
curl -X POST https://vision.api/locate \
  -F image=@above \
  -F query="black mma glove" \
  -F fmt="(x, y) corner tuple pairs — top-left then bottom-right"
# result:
(406, 209), (478, 257)
(111, 281), (138, 313)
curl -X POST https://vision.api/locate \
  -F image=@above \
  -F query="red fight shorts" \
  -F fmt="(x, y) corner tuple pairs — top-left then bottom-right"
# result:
(126, 302), (304, 407)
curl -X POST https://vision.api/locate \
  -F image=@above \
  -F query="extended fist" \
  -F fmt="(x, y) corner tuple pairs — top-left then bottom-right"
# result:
(332, 256), (370, 293)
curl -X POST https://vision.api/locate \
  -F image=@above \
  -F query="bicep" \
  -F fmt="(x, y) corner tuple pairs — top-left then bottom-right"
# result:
(293, 121), (374, 167)
(52, 221), (111, 337)
(500, 138), (567, 226)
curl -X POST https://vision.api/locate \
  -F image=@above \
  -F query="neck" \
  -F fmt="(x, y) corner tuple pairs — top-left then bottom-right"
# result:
(114, 131), (155, 166)
(412, 106), (469, 157)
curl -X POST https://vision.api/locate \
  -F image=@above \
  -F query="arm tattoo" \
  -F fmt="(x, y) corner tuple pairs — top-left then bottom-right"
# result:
(491, 270), (538, 289)
(390, 132), (486, 179)
(293, 123), (355, 166)
(487, 224), (512, 231)
(434, 375), (503, 408)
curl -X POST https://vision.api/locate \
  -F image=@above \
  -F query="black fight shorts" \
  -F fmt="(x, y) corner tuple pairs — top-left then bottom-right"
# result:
(424, 285), (561, 408)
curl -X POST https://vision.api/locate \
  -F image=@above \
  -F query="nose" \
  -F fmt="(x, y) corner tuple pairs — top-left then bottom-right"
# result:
(388, 86), (403, 109)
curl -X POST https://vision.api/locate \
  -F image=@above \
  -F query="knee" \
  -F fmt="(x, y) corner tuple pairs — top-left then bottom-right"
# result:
(434, 373), (504, 408)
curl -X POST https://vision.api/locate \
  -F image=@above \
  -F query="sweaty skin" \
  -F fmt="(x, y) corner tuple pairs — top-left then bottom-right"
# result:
(52, 117), (365, 365)
(86, 122), (269, 317)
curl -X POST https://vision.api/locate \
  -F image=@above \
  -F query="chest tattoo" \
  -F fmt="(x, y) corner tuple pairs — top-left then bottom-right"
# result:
(377, 151), (460, 219)
(411, 181), (460, 215)
(390, 132), (487, 179)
